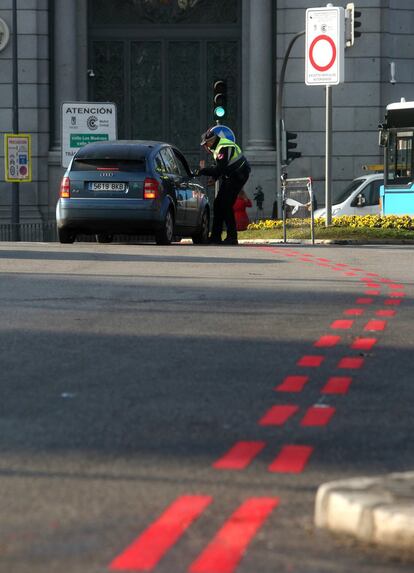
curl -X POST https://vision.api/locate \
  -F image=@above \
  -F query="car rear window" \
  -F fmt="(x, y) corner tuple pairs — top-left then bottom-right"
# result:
(71, 158), (146, 172)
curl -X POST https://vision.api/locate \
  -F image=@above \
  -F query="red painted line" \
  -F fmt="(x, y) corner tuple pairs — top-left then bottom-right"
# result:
(275, 375), (309, 393)
(344, 272), (357, 276)
(316, 257), (331, 262)
(384, 298), (402, 306)
(297, 355), (325, 367)
(213, 441), (266, 470)
(355, 297), (374, 305)
(330, 319), (354, 329)
(389, 291), (405, 298)
(268, 445), (314, 473)
(351, 337), (377, 351)
(314, 334), (341, 348)
(258, 405), (299, 426)
(365, 290), (380, 296)
(337, 356), (365, 369)
(334, 263), (348, 267)
(300, 406), (336, 427)
(366, 272), (380, 277)
(321, 376), (352, 395)
(109, 495), (212, 572)
(375, 309), (396, 317)
(189, 498), (279, 573)
(343, 308), (365, 316)
(389, 284), (404, 289)
(365, 282), (380, 288)
(364, 319), (387, 332)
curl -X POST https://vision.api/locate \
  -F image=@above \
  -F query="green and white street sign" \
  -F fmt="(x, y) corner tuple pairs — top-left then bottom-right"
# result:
(61, 102), (117, 167)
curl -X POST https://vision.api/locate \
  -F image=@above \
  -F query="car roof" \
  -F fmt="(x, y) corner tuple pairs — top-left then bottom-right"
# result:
(355, 173), (383, 181)
(74, 140), (172, 160)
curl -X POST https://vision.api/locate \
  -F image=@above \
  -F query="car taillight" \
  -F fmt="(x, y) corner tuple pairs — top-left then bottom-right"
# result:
(144, 177), (159, 199)
(60, 176), (70, 198)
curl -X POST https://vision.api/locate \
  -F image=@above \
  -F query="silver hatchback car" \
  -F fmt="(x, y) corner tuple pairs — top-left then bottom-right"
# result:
(56, 140), (210, 245)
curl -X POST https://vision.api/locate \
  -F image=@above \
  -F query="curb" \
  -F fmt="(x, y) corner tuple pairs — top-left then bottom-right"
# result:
(314, 472), (414, 550)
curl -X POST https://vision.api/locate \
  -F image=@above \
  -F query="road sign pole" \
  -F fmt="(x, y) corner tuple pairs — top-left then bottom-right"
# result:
(325, 84), (332, 226)
(11, 0), (20, 241)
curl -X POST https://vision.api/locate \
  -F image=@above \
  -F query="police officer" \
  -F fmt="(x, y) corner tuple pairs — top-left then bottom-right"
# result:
(194, 126), (250, 245)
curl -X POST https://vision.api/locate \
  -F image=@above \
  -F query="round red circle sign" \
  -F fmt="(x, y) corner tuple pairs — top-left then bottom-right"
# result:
(309, 34), (336, 72)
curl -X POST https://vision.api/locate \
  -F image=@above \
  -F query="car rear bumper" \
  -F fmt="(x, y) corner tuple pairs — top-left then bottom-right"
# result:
(56, 198), (164, 233)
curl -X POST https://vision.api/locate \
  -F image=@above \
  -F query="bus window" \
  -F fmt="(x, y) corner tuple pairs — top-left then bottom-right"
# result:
(387, 131), (413, 184)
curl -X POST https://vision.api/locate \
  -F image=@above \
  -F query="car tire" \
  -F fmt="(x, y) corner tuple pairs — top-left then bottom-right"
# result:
(96, 233), (114, 244)
(58, 227), (76, 244)
(192, 209), (210, 244)
(155, 209), (174, 245)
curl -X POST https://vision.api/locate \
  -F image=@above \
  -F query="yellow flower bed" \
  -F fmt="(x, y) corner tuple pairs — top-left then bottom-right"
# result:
(247, 215), (414, 231)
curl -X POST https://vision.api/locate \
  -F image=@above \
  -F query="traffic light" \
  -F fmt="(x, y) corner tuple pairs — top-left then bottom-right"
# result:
(282, 130), (301, 164)
(213, 80), (227, 120)
(346, 3), (362, 47)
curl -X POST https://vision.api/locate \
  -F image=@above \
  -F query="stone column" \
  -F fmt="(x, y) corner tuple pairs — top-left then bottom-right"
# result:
(245, 0), (274, 151)
(52, 0), (78, 148)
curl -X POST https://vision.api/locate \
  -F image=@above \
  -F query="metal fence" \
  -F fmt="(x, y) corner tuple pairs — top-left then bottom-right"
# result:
(0, 222), (58, 242)
(0, 222), (158, 244)
(281, 177), (315, 244)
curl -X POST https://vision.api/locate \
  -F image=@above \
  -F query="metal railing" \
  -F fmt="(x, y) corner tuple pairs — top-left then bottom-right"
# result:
(281, 176), (315, 244)
(0, 222), (58, 242)
(0, 222), (157, 244)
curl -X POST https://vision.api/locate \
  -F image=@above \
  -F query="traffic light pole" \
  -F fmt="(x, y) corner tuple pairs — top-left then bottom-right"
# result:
(276, 30), (305, 219)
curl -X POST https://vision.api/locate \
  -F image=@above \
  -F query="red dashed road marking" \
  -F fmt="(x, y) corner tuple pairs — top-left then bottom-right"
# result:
(258, 405), (299, 426)
(300, 406), (336, 426)
(268, 445), (314, 473)
(275, 375), (309, 393)
(330, 319), (354, 329)
(343, 308), (365, 316)
(321, 376), (352, 395)
(365, 290), (380, 296)
(337, 356), (365, 369)
(355, 297), (374, 304)
(109, 495), (212, 572)
(189, 498), (279, 573)
(314, 335), (341, 348)
(351, 337), (377, 351)
(364, 319), (387, 332)
(384, 298), (402, 306)
(376, 309), (396, 317)
(297, 355), (325, 367)
(389, 291), (405, 298)
(213, 441), (266, 470)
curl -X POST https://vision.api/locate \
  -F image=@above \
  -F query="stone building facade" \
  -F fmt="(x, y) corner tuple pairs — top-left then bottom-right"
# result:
(0, 0), (414, 224)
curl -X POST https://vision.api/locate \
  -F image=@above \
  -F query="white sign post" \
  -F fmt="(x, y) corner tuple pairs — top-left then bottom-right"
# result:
(305, 6), (344, 86)
(61, 102), (117, 168)
(305, 5), (345, 227)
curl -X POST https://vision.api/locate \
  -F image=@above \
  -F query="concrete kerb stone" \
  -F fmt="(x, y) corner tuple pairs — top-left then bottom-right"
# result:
(314, 472), (414, 550)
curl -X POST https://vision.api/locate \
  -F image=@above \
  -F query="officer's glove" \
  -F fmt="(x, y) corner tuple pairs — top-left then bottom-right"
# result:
(191, 169), (200, 178)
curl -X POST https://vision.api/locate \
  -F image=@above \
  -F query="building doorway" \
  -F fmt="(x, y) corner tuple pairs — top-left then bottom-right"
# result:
(88, 0), (241, 168)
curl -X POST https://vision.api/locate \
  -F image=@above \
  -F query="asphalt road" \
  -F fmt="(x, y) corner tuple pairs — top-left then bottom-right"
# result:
(0, 241), (413, 573)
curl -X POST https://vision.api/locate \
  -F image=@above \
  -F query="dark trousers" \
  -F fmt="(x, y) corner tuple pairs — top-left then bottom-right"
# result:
(210, 165), (250, 241)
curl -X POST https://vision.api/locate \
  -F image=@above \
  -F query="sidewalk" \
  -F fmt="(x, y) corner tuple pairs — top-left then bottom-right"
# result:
(315, 472), (414, 550)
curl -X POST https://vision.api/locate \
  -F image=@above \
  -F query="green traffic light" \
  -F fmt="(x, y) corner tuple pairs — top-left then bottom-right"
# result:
(214, 106), (225, 118)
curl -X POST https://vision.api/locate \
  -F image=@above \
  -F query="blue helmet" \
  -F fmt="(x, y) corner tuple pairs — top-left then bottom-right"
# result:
(200, 124), (235, 146)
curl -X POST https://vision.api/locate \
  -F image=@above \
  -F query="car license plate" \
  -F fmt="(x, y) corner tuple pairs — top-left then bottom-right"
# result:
(90, 182), (126, 191)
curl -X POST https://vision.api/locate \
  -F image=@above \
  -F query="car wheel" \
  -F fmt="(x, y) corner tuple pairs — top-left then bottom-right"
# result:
(155, 209), (174, 245)
(58, 227), (76, 244)
(96, 233), (114, 244)
(192, 209), (210, 244)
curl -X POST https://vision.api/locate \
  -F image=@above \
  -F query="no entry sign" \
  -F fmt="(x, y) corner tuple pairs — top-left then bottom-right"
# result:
(305, 6), (344, 85)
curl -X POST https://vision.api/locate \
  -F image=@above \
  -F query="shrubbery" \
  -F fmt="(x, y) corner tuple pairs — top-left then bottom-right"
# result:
(247, 215), (414, 231)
